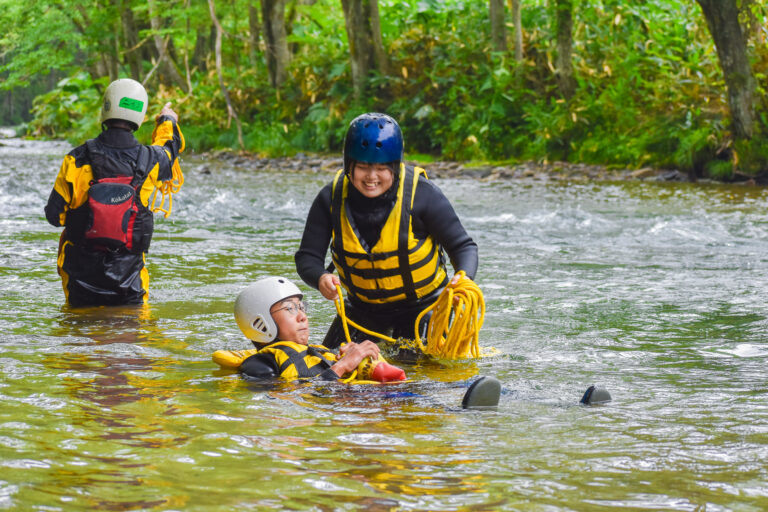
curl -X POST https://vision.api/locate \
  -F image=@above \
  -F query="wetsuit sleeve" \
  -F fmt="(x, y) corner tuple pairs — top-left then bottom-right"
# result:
(44, 156), (72, 227)
(239, 353), (281, 379)
(150, 116), (184, 182)
(295, 184), (334, 289)
(413, 176), (479, 279)
(44, 149), (91, 227)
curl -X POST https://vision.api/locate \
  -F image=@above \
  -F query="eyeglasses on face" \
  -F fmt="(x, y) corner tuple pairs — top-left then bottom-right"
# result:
(271, 301), (307, 317)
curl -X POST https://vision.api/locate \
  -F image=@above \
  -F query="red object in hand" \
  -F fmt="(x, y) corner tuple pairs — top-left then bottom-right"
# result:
(371, 361), (407, 382)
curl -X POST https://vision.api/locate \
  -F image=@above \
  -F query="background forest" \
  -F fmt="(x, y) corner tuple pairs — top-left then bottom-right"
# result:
(1, 0), (766, 180)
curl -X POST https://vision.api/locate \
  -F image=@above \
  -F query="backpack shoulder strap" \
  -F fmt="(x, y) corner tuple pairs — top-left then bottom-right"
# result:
(129, 145), (154, 188)
(85, 139), (107, 180)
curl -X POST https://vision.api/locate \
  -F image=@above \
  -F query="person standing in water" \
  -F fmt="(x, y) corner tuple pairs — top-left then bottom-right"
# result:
(295, 113), (478, 348)
(44, 78), (184, 306)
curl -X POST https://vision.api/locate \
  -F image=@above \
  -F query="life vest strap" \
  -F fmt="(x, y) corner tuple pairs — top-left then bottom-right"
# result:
(274, 343), (334, 377)
(398, 166), (418, 301)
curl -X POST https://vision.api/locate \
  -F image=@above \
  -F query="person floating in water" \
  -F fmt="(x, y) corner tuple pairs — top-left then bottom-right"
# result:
(215, 276), (407, 382)
(44, 78), (184, 306)
(212, 276), (505, 408)
(295, 113), (478, 349)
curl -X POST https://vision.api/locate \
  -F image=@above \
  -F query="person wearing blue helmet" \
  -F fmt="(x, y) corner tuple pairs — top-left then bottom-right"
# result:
(295, 113), (478, 349)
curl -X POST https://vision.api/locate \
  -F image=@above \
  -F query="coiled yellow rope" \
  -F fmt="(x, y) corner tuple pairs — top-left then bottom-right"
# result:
(333, 273), (494, 360)
(414, 271), (491, 359)
(150, 159), (184, 218)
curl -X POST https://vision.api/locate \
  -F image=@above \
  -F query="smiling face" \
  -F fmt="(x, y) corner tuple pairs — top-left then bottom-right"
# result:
(270, 297), (309, 345)
(350, 162), (395, 198)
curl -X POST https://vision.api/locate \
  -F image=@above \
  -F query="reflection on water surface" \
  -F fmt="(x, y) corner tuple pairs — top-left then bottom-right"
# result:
(1, 138), (767, 510)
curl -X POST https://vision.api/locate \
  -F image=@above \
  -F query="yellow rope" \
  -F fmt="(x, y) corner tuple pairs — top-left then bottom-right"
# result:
(150, 158), (184, 218)
(334, 286), (397, 344)
(413, 271), (493, 359)
(334, 286), (402, 382)
(332, 275), (494, 360)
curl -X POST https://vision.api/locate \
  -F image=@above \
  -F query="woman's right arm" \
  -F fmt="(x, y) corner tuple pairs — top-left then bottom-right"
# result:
(294, 184), (334, 290)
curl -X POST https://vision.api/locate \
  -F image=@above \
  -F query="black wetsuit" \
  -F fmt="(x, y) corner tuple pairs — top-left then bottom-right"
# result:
(295, 172), (478, 348)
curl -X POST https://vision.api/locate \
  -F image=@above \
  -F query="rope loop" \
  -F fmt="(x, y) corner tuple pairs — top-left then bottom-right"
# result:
(332, 274), (494, 360)
(151, 159), (184, 218)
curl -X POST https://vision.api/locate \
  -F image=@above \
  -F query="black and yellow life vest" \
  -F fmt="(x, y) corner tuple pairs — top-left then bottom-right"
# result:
(330, 164), (448, 305)
(258, 341), (339, 379)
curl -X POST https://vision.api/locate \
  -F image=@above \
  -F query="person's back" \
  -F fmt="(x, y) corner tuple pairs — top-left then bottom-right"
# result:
(44, 78), (184, 306)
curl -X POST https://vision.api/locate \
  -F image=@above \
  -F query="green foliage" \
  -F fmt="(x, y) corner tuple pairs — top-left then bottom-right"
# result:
(705, 159), (734, 180)
(672, 126), (716, 172)
(27, 73), (106, 141)
(734, 135), (768, 177)
(1, 0), (766, 179)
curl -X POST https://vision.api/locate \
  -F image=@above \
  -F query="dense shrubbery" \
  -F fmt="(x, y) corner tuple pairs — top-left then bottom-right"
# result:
(8, 0), (768, 179)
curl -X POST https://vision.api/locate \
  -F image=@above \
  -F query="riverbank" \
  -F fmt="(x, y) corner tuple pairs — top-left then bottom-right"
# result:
(0, 128), (747, 184)
(195, 149), (703, 183)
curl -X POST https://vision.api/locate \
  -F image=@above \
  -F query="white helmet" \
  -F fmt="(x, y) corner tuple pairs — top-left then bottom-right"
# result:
(234, 276), (303, 344)
(101, 78), (148, 130)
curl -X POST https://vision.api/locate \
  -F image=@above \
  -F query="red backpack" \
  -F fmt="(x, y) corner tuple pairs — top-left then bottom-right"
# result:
(66, 139), (154, 253)
(84, 174), (140, 250)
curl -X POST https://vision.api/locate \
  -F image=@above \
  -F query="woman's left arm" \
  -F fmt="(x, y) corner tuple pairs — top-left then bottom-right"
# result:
(413, 177), (478, 279)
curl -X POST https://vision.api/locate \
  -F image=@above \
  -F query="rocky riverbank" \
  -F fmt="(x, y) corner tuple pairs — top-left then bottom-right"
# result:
(194, 149), (696, 183)
(0, 126), (738, 184)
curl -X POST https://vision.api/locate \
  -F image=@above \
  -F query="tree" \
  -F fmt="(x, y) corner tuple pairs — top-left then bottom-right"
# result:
(208, 0), (244, 148)
(696, 0), (756, 139)
(119, 3), (143, 81)
(489, 0), (507, 53)
(509, 0), (523, 63)
(248, 0), (261, 68)
(340, 0), (389, 101)
(146, 0), (189, 91)
(262, 0), (291, 88)
(554, 0), (575, 99)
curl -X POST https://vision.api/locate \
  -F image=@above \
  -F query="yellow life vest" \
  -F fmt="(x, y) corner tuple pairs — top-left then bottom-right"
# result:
(330, 164), (448, 304)
(256, 341), (339, 379)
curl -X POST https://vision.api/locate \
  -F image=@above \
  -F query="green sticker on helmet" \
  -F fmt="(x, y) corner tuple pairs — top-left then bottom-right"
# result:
(119, 97), (145, 113)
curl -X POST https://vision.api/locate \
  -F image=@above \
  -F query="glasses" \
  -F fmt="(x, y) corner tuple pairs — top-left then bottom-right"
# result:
(271, 301), (307, 317)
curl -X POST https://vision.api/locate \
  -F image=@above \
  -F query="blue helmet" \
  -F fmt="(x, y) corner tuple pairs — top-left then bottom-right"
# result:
(343, 113), (403, 175)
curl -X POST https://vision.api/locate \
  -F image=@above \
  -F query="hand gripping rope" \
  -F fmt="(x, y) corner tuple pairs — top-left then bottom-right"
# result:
(333, 285), (412, 384)
(333, 272), (496, 360)
(150, 159), (184, 218)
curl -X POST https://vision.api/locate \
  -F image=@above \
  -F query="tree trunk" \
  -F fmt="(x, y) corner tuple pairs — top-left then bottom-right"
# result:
(368, 0), (389, 75)
(192, 28), (212, 72)
(341, 0), (387, 101)
(489, 0), (507, 53)
(181, 0), (194, 96)
(208, 0), (244, 148)
(120, 4), (143, 80)
(554, 0), (575, 99)
(106, 0), (121, 81)
(696, 0), (755, 139)
(248, 1), (261, 68)
(261, 0), (290, 88)
(509, 0), (523, 62)
(147, 0), (189, 91)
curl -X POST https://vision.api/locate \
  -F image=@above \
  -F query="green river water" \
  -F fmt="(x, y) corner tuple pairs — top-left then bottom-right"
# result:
(1, 137), (767, 511)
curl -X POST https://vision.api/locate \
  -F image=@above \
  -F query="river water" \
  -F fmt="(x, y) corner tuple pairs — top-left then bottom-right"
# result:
(1, 136), (767, 511)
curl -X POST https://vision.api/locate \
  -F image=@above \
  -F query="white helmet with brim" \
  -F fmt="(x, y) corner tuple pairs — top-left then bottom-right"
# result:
(234, 276), (303, 344)
(101, 78), (148, 130)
